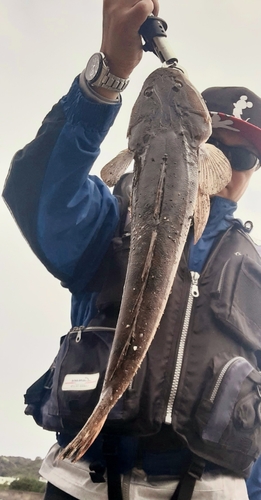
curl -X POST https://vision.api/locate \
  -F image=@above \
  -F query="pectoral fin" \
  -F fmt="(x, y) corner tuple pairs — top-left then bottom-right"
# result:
(198, 143), (232, 195)
(193, 144), (232, 243)
(100, 148), (134, 187)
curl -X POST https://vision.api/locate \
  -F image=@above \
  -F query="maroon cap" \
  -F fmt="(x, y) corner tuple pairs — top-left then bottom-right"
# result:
(202, 87), (261, 160)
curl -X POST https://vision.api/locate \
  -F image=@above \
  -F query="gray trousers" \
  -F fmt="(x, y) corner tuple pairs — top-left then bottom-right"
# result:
(40, 444), (249, 500)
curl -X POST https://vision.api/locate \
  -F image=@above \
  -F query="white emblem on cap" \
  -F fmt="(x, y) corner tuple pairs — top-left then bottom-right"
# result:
(211, 113), (240, 131)
(233, 95), (253, 119)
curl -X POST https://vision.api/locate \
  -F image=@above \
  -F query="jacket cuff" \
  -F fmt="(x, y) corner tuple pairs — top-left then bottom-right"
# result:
(61, 76), (122, 133)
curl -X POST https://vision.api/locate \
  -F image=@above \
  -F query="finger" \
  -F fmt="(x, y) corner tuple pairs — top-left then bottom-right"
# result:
(129, 1), (156, 30)
(152, 0), (160, 16)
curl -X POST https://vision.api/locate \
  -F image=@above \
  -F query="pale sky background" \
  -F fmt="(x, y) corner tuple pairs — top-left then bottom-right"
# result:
(1, 0), (261, 460)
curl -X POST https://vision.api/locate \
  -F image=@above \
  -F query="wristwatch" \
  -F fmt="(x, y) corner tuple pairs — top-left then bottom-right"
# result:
(84, 52), (129, 92)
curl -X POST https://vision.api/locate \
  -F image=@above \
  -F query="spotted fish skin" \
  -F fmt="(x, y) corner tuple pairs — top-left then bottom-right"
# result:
(59, 67), (212, 462)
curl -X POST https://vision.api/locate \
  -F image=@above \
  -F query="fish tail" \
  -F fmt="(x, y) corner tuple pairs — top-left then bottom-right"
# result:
(58, 407), (108, 462)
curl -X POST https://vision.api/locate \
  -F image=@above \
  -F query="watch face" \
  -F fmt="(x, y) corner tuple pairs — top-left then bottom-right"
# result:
(86, 53), (102, 83)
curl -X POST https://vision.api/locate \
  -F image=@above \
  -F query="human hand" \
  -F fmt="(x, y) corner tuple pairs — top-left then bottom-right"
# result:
(100, 0), (159, 79)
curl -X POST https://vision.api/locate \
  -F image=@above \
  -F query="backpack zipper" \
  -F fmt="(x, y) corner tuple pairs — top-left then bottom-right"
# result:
(69, 325), (115, 343)
(165, 271), (200, 424)
(164, 228), (232, 424)
(209, 356), (244, 403)
(216, 252), (242, 296)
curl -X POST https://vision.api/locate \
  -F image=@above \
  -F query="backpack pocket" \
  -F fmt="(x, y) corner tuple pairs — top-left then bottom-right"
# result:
(195, 353), (261, 473)
(210, 253), (261, 350)
(24, 363), (55, 427)
(24, 326), (146, 433)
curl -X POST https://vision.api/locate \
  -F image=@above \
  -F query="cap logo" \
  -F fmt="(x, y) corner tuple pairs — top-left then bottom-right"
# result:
(233, 95), (253, 120)
(211, 113), (240, 132)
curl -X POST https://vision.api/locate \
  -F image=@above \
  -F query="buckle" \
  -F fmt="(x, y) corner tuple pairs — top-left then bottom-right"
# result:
(89, 462), (106, 483)
(187, 458), (205, 480)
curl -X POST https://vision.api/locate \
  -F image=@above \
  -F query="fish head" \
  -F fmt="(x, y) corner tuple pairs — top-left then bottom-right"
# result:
(170, 68), (212, 147)
(127, 67), (212, 154)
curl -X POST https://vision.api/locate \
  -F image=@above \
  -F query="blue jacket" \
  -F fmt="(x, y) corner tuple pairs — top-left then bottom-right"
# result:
(247, 455), (261, 499)
(3, 77), (121, 327)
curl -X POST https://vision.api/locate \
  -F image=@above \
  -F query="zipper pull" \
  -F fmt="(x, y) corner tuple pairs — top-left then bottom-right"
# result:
(76, 328), (82, 342)
(190, 271), (200, 297)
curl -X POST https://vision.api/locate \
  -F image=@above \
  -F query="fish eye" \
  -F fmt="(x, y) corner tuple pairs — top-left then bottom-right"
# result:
(172, 81), (183, 92)
(144, 86), (154, 97)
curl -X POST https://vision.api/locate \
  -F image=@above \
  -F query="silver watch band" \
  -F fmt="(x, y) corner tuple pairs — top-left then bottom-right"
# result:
(94, 71), (129, 92)
(85, 53), (129, 92)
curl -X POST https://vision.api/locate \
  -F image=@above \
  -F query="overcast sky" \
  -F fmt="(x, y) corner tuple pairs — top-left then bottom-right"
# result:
(1, 0), (261, 460)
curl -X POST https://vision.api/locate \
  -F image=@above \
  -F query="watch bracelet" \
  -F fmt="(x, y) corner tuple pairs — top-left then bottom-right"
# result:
(97, 72), (130, 92)
(85, 52), (130, 93)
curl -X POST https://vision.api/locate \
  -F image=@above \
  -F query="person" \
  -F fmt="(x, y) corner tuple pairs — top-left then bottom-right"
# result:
(3, 1), (261, 499)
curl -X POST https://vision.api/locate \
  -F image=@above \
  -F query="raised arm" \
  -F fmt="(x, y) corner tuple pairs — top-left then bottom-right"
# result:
(3, 0), (159, 287)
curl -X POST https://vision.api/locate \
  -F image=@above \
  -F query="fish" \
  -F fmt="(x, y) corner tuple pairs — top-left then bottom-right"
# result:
(59, 66), (231, 462)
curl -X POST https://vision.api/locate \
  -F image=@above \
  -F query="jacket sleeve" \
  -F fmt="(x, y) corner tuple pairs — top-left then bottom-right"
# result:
(2, 77), (122, 288)
(246, 455), (261, 500)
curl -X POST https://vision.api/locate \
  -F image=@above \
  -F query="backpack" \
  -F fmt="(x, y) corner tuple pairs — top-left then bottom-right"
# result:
(24, 173), (261, 485)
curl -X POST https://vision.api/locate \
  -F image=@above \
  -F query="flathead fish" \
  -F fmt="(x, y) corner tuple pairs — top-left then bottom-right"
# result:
(59, 66), (231, 462)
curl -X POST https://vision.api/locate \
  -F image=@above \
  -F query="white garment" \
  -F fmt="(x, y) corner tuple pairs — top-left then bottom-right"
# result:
(40, 443), (249, 500)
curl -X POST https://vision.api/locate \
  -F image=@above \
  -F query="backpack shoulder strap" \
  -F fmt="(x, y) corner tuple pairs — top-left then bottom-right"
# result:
(171, 456), (206, 500)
